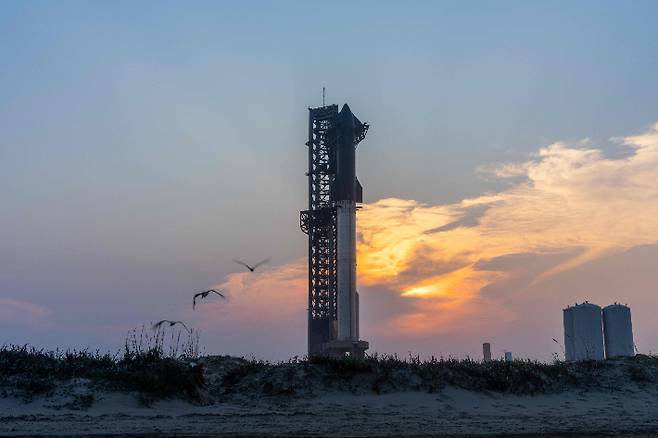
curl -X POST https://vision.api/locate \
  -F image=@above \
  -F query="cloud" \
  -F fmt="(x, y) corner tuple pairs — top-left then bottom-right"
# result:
(205, 122), (658, 351)
(188, 261), (307, 358)
(0, 298), (50, 326)
(356, 122), (658, 334)
(206, 261), (306, 324)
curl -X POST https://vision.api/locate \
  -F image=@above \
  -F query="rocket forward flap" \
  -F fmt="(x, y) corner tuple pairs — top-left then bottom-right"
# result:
(355, 177), (363, 203)
(354, 117), (369, 146)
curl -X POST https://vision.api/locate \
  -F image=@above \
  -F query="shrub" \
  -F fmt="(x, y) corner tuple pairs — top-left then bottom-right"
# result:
(0, 344), (204, 401)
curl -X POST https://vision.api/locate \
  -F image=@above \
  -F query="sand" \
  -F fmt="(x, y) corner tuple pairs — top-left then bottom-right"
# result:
(3, 384), (658, 436)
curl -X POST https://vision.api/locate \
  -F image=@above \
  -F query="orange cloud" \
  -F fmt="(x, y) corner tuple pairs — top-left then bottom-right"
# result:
(202, 261), (306, 327)
(209, 122), (658, 341)
(355, 122), (658, 334)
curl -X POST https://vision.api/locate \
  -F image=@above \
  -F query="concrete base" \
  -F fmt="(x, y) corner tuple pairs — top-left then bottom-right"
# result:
(321, 339), (369, 359)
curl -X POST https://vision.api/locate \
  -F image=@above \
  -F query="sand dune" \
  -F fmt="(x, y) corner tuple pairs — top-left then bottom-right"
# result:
(3, 355), (658, 436)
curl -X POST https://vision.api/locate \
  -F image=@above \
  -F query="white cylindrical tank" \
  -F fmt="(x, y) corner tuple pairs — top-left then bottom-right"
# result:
(563, 306), (575, 361)
(563, 302), (604, 361)
(603, 304), (634, 358)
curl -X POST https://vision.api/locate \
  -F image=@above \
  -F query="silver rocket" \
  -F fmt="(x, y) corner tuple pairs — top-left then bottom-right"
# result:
(335, 104), (365, 341)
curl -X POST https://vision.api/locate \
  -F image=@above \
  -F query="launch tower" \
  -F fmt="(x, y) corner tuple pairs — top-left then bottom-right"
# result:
(300, 103), (369, 358)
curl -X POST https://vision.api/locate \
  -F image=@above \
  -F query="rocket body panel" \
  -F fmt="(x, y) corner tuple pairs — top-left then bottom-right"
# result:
(335, 104), (358, 202)
(336, 200), (357, 340)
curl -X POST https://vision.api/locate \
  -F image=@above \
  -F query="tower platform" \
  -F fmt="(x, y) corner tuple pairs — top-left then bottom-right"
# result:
(321, 340), (369, 359)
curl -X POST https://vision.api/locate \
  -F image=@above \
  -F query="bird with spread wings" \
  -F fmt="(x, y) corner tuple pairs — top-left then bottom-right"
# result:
(152, 320), (190, 333)
(193, 289), (225, 310)
(233, 258), (270, 272)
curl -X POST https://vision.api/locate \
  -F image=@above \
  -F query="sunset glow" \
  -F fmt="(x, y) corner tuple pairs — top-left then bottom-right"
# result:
(214, 122), (658, 339)
(3, 2), (657, 364)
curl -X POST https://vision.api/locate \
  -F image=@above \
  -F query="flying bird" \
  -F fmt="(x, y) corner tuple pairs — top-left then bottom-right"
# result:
(193, 289), (225, 310)
(233, 258), (270, 272)
(152, 320), (190, 333)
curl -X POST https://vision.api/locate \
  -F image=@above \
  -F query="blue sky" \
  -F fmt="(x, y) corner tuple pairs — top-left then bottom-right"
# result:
(1, 1), (657, 359)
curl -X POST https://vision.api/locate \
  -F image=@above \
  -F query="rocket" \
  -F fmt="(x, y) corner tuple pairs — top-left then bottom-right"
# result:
(334, 104), (366, 341)
(302, 101), (369, 357)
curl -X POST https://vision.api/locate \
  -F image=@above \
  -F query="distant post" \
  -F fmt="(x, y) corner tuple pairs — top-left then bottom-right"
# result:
(482, 342), (492, 362)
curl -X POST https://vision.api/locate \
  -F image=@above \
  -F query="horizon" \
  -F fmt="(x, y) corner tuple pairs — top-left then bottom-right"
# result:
(2, 1), (658, 362)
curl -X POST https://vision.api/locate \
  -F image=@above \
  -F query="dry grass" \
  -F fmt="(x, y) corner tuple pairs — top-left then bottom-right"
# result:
(3, 341), (658, 406)
(215, 353), (658, 396)
(0, 325), (203, 403)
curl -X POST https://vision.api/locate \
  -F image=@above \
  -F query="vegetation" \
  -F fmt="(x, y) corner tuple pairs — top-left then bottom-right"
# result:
(3, 339), (658, 406)
(0, 325), (203, 402)
(218, 352), (658, 396)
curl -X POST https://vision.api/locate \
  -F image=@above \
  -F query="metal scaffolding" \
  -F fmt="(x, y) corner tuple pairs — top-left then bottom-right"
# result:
(300, 104), (339, 355)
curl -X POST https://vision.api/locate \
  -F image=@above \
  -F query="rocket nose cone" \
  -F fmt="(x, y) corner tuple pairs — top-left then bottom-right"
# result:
(339, 104), (353, 117)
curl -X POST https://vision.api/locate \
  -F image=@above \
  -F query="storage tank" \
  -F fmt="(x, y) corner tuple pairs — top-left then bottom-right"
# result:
(563, 306), (575, 361)
(563, 302), (604, 361)
(603, 304), (634, 358)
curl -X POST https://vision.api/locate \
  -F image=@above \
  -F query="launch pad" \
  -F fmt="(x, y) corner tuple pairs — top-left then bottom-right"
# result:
(300, 103), (369, 358)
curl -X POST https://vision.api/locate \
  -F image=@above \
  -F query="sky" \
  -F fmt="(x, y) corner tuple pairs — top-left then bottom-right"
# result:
(1, 1), (657, 361)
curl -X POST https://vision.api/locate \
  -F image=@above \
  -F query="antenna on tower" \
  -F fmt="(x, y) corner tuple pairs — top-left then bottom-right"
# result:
(322, 87), (325, 107)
